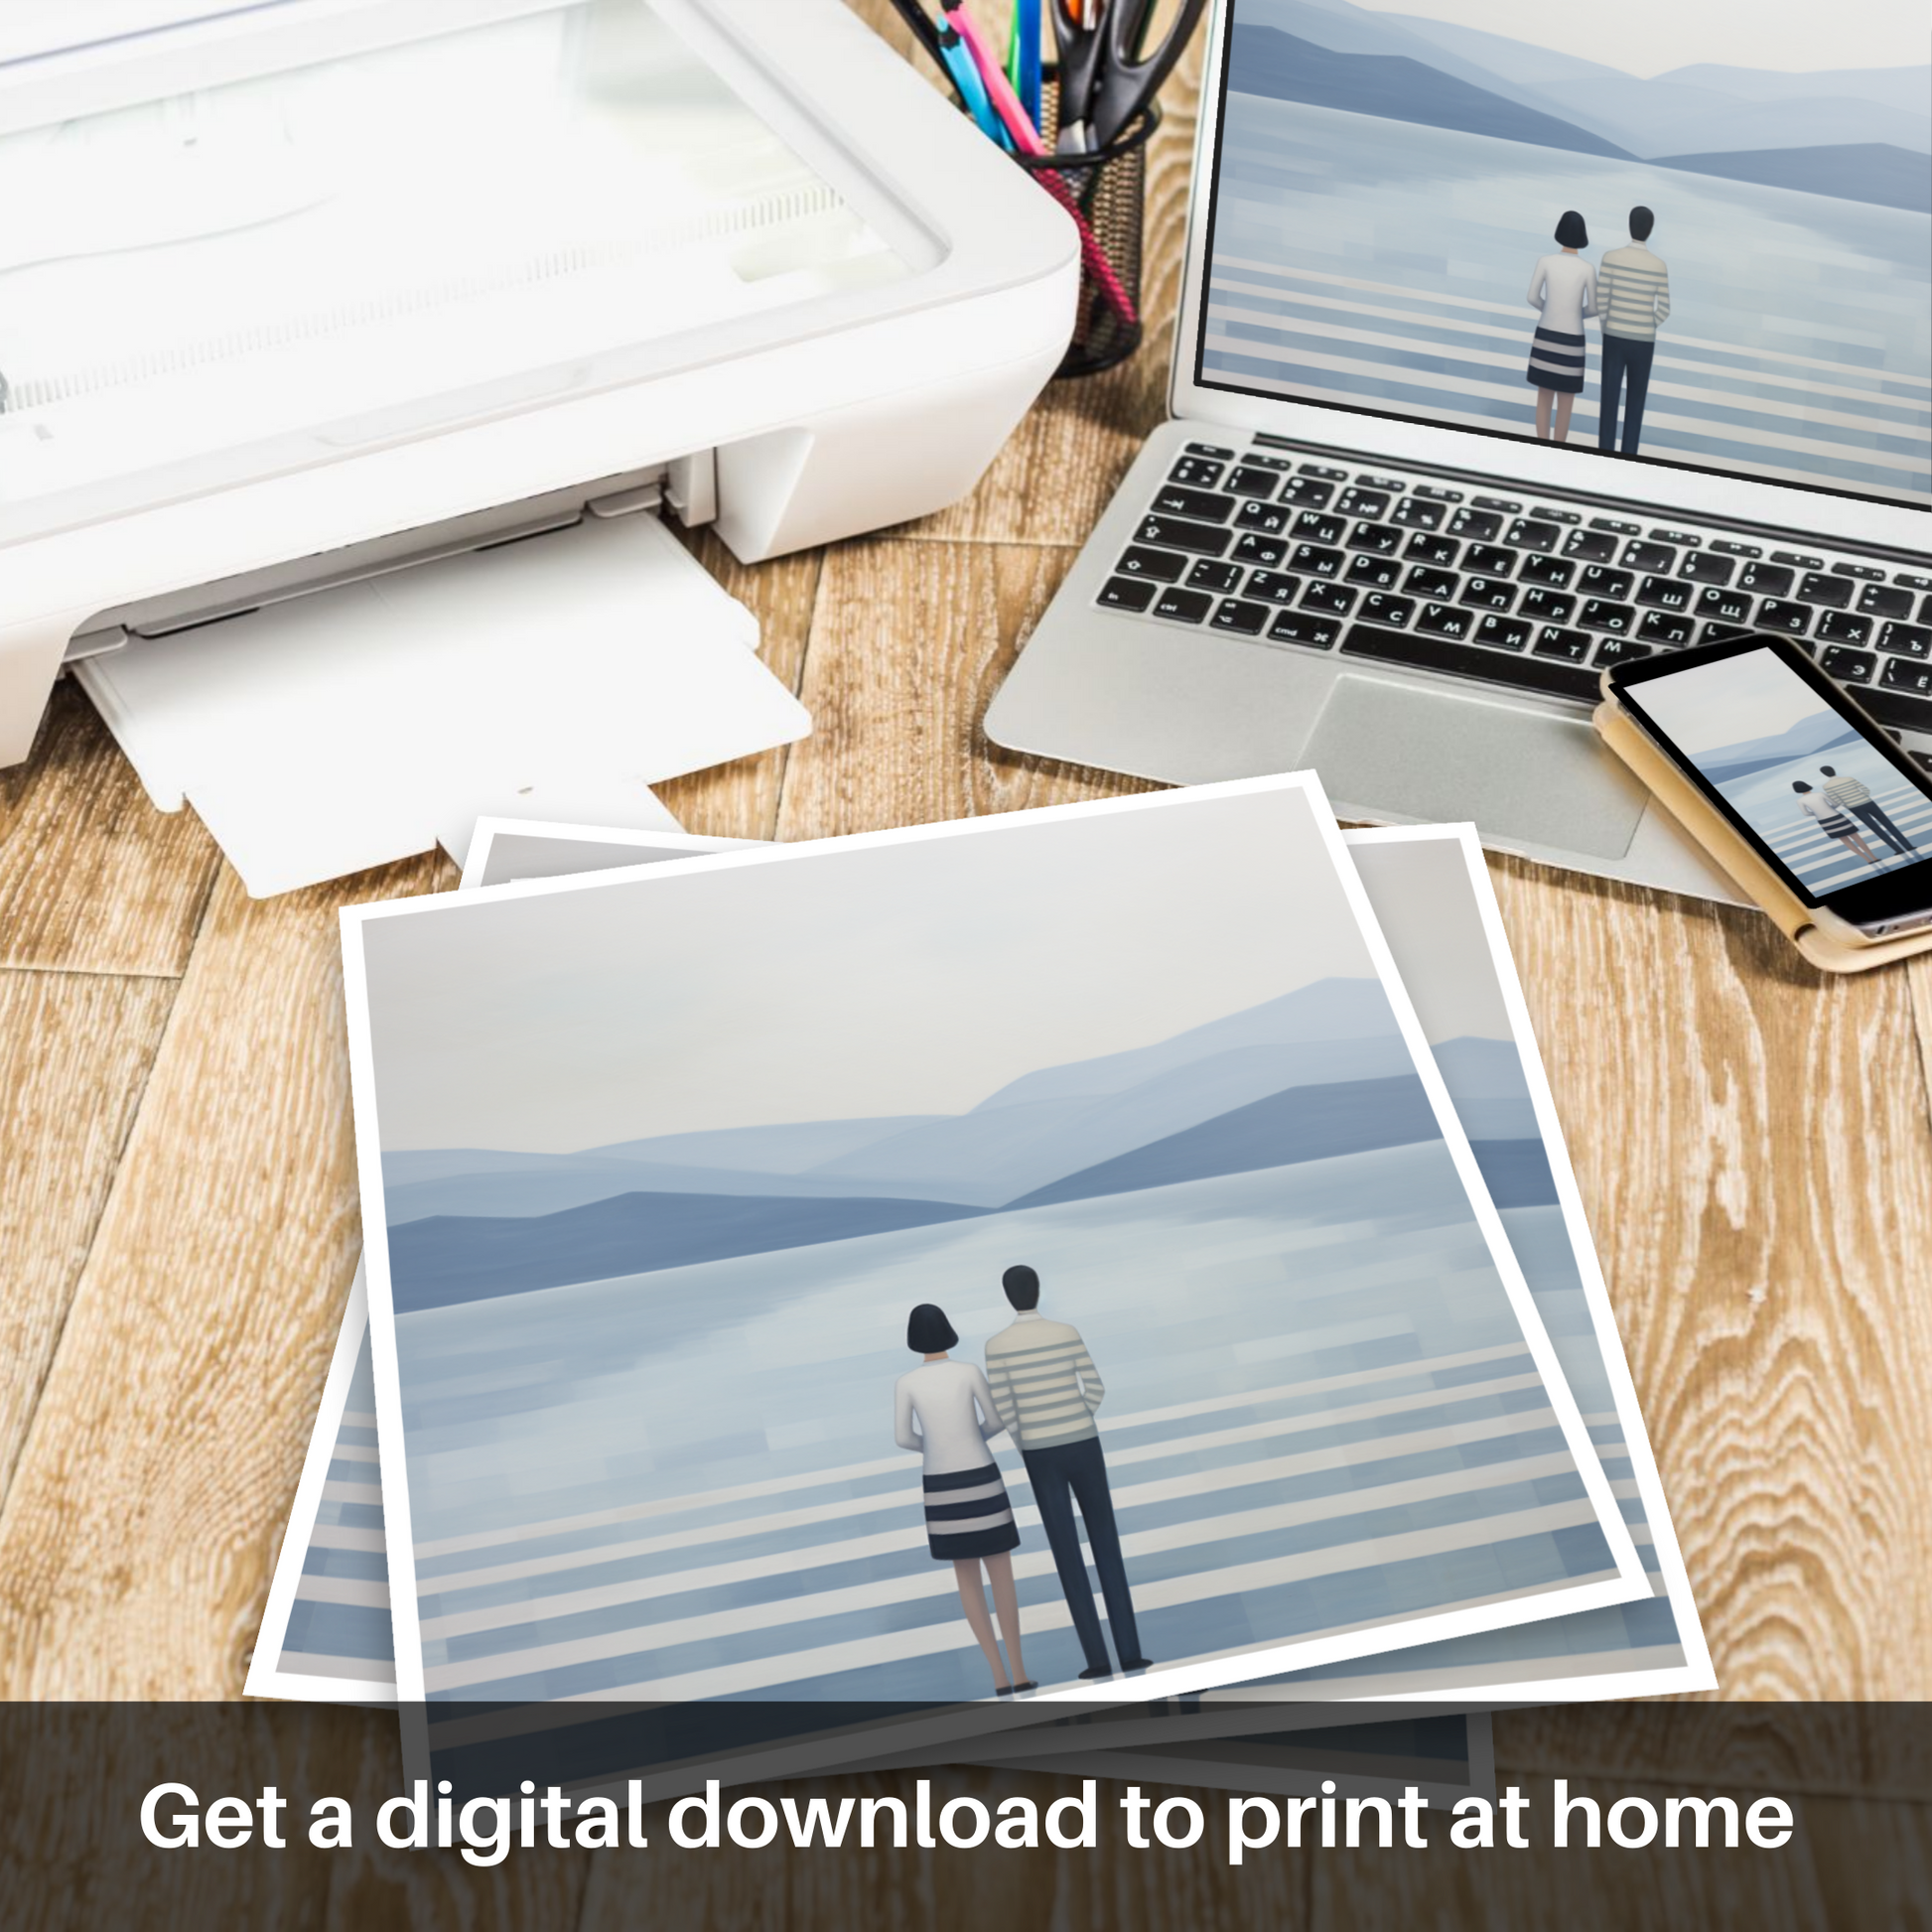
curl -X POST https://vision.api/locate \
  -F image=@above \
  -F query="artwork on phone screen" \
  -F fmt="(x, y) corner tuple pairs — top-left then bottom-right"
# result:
(1631, 646), (1932, 891)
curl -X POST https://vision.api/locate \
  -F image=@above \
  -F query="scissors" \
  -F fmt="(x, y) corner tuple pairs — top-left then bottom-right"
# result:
(1050, 0), (1207, 152)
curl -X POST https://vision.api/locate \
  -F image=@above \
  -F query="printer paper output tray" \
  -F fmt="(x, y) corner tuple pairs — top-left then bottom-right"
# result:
(74, 511), (808, 897)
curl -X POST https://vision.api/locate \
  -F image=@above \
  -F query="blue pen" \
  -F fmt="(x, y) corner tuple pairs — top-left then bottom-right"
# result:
(936, 19), (1010, 148)
(1014, 0), (1041, 130)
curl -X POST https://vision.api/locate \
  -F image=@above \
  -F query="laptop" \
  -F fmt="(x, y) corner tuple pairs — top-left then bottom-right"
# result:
(987, 0), (1931, 898)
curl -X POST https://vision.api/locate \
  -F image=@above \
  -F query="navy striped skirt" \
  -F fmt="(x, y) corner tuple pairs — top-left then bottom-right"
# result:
(922, 1462), (1020, 1561)
(1526, 325), (1586, 394)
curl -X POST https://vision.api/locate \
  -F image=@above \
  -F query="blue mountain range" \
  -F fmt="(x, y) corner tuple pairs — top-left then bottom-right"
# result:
(382, 978), (1555, 1312)
(1691, 712), (1864, 781)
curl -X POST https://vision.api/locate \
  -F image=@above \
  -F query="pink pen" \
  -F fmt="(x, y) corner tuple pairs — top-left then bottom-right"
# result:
(943, 1), (1141, 331)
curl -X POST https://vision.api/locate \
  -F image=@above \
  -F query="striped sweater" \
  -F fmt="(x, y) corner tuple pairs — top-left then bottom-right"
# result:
(1597, 243), (1671, 341)
(984, 1311), (1104, 1450)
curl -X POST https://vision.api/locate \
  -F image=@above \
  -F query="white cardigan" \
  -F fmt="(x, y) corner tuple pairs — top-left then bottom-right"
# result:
(1526, 252), (1597, 335)
(895, 1358), (1008, 1475)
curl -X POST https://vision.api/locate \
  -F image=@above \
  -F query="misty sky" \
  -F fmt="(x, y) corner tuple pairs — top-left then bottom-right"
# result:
(1359, 0), (1921, 77)
(356, 785), (1418, 1154)
(1626, 648), (1835, 756)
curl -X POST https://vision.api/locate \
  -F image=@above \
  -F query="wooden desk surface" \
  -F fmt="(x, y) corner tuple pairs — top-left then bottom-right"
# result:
(2, 5), (1928, 1923)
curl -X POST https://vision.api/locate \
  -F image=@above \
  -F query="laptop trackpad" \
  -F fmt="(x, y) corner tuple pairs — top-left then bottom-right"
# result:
(1304, 675), (1649, 859)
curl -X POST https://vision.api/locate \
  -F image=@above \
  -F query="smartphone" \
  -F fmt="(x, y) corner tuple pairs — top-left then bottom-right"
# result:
(1605, 632), (1932, 942)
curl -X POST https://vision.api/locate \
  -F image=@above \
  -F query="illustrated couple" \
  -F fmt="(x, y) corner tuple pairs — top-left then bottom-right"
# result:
(1525, 205), (1670, 453)
(1794, 764), (1921, 869)
(892, 1264), (1151, 1696)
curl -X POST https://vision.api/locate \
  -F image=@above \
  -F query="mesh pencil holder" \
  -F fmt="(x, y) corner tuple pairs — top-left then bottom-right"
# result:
(1014, 82), (1160, 379)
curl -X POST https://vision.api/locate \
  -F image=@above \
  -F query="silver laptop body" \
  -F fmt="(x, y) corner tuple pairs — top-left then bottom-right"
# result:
(988, 0), (1931, 899)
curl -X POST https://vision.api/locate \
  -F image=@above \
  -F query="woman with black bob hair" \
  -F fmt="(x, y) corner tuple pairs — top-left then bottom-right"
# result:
(894, 1303), (1034, 1694)
(1525, 209), (1597, 443)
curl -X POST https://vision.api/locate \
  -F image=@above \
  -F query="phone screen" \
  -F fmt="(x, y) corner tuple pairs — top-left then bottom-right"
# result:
(1614, 638), (1932, 926)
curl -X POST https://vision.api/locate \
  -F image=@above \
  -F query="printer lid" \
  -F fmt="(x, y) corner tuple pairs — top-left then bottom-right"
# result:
(0, 0), (951, 549)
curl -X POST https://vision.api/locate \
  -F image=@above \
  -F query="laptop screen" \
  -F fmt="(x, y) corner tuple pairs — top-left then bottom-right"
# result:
(1193, 0), (1930, 510)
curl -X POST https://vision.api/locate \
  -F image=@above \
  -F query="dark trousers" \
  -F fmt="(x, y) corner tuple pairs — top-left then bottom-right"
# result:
(1852, 799), (1917, 855)
(1598, 335), (1655, 455)
(1022, 1436), (1142, 1674)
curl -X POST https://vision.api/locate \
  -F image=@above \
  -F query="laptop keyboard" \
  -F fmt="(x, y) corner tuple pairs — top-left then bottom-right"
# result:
(1098, 441), (1932, 754)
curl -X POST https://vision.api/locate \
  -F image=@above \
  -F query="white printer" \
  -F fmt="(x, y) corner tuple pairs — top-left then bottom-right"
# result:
(0, 0), (1077, 890)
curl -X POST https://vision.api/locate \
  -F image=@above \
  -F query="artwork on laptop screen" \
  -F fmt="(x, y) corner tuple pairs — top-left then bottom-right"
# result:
(1625, 644), (1932, 892)
(1199, 0), (1930, 505)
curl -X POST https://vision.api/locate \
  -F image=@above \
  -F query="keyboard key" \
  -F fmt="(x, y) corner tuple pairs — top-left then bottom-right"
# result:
(1581, 599), (1636, 633)
(1859, 584), (1914, 620)
(1636, 575), (1693, 612)
(1116, 545), (1189, 582)
(1534, 626), (1592, 661)
(1680, 553), (1735, 586)
(1475, 615), (1531, 651)
(1414, 484), (1463, 502)
(1268, 611), (1340, 649)
(1224, 465), (1283, 499)
(1335, 486), (1390, 519)
(1817, 611), (1871, 646)
(1404, 532), (1460, 568)
(1650, 528), (1701, 548)
(1449, 507), (1502, 541)
(1472, 494), (1520, 513)
(1280, 477), (1336, 507)
(1186, 559), (1246, 594)
(1624, 540), (1677, 573)
(1169, 457), (1225, 487)
(1341, 621), (1599, 700)
(1797, 572), (1852, 609)
(1243, 570), (1302, 605)
(1299, 463), (1349, 481)
(1819, 644), (1874, 682)
(1710, 539), (1761, 557)
(1900, 573), (1932, 592)
(1638, 610), (1695, 645)
(1756, 599), (1811, 635)
(1151, 586), (1213, 623)
(1302, 582), (1357, 617)
(1881, 656), (1932, 697)
(1505, 518), (1561, 552)
(1404, 566), (1459, 602)
(1346, 554), (1401, 589)
(1578, 566), (1634, 600)
(1153, 484), (1237, 521)
(1863, 687), (1932, 735)
(1519, 588), (1576, 624)
(1771, 550), (1823, 570)
(1291, 543), (1345, 578)
(1356, 474), (1406, 490)
(1460, 578), (1516, 612)
(1418, 603), (1474, 638)
(1530, 506), (1581, 525)
(1293, 511), (1347, 544)
(1563, 528), (1620, 562)
(1212, 599), (1271, 635)
(1738, 561), (1793, 597)
(1244, 454), (1296, 471)
(1184, 441), (1235, 459)
(1593, 637), (1653, 666)
(1702, 621), (1760, 644)
(1590, 515), (1642, 536)
(1361, 594), (1416, 628)
(1881, 622), (1932, 658)
(1235, 499), (1293, 535)
(1097, 576), (1156, 612)
(1392, 497), (1446, 530)
(1832, 561), (1884, 581)
(1233, 531), (1288, 568)
(1464, 543), (1516, 577)
(1923, 597), (1932, 623)
(1519, 553), (1576, 589)
(1137, 513), (1231, 557)
(1348, 521), (1404, 556)
(1697, 586), (1753, 624)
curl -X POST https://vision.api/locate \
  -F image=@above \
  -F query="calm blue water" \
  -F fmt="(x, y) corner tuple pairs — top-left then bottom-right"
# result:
(1710, 743), (1932, 892)
(1204, 94), (1932, 500)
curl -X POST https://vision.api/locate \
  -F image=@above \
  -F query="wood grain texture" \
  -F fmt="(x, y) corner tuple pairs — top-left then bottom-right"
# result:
(775, 539), (1159, 842)
(0, 681), (220, 976)
(1483, 852), (1932, 1699)
(0, 969), (177, 1506)
(0, 858), (445, 1698)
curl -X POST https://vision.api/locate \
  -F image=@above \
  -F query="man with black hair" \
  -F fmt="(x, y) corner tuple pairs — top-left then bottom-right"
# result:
(1820, 763), (1918, 857)
(1596, 206), (1670, 456)
(985, 1264), (1150, 1681)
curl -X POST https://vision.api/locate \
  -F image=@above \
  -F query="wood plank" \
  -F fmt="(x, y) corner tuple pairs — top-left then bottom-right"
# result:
(0, 969), (177, 1505)
(654, 530), (821, 843)
(1312, 1768), (1925, 1931)
(0, 856), (445, 1698)
(1483, 852), (1932, 1699)
(774, 539), (1161, 842)
(0, 680), (220, 976)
